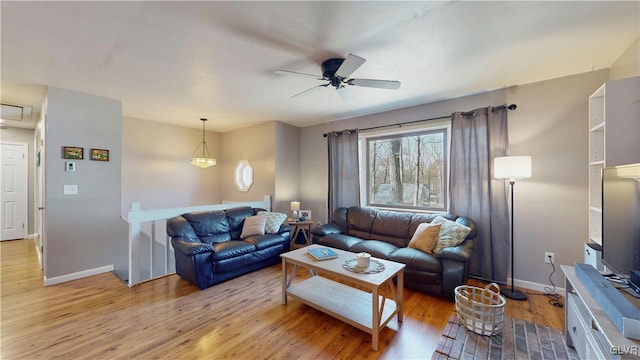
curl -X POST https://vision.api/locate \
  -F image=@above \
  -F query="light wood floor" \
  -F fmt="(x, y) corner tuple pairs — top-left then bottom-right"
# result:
(1, 239), (565, 359)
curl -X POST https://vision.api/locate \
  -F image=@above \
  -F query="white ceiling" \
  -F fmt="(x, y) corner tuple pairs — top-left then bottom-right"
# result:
(1, 1), (638, 132)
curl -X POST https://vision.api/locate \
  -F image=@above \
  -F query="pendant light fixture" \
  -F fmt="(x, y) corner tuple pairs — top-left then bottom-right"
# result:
(190, 118), (216, 168)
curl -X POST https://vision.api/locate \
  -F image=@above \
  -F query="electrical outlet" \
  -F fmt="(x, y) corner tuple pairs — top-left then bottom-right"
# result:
(545, 252), (554, 264)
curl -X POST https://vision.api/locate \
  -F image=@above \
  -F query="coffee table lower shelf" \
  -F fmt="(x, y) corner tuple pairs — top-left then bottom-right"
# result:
(286, 276), (398, 335)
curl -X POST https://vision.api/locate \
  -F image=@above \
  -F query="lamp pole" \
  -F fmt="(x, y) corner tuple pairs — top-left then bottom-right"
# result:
(501, 178), (528, 300)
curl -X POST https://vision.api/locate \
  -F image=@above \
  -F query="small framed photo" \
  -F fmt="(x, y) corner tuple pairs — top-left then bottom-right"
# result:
(62, 146), (83, 160)
(91, 148), (109, 161)
(299, 210), (312, 220)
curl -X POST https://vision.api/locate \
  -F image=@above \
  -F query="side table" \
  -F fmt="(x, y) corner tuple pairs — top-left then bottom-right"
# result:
(288, 220), (314, 249)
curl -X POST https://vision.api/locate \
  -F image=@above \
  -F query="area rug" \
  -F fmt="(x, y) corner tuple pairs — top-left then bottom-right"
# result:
(432, 313), (578, 360)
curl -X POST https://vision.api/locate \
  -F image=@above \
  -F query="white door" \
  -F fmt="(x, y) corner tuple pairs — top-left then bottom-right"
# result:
(1, 142), (28, 241)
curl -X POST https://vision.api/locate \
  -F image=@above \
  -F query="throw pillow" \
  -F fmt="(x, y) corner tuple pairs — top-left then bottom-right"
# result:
(240, 216), (266, 238)
(257, 211), (288, 234)
(408, 223), (441, 254)
(431, 216), (472, 253)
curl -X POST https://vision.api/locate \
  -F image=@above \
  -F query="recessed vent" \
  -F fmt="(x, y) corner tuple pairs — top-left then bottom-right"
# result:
(1, 103), (32, 122)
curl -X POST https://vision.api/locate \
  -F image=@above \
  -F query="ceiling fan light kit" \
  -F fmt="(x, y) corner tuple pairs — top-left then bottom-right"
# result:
(277, 53), (401, 100)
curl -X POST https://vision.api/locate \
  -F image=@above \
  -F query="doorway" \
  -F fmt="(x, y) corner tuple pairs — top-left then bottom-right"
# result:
(1, 142), (28, 241)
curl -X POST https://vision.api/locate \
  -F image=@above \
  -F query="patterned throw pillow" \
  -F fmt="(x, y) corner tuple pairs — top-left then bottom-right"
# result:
(257, 211), (288, 234)
(408, 223), (441, 254)
(240, 215), (266, 238)
(431, 216), (471, 254)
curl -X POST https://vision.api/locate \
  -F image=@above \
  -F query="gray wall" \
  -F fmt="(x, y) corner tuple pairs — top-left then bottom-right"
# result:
(20, 36), (640, 287)
(220, 122), (276, 205)
(0, 127), (36, 234)
(121, 116), (221, 216)
(44, 87), (127, 278)
(610, 37), (639, 80)
(274, 122), (300, 215)
(219, 121), (301, 215)
(299, 69), (611, 289)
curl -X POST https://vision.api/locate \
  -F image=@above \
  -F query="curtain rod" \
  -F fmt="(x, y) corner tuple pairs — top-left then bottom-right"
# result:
(322, 103), (517, 137)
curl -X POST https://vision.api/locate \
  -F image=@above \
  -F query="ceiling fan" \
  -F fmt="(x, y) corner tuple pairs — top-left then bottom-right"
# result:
(276, 53), (401, 101)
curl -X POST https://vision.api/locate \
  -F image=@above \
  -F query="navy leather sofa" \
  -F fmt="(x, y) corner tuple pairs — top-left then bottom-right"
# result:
(167, 206), (290, 290)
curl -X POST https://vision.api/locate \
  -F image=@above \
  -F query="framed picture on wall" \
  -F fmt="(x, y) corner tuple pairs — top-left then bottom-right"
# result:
(62, 146), (83, 159)
(91, 149), (109, 161)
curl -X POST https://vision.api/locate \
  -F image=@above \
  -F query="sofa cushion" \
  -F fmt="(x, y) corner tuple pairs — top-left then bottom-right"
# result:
(349, 240), (398, 259)
(317, 233), (363, 251)
(240, 216), (266, 238)
(408, 223), (441, 254)
(225, 207), (256, 238)
(370, 209), (413, 247)
(431, 216), (472, 253)
(166, 215), (200, 242)
(182, 211), (230, 238)
(389, 247), (442, 273)
(408, 213), (443, 236)
(212, 241), (256, 261)
(347, 207), (377, 239)
(331, 207), (349, 233)
(244, 233), (287, 251)
(257, 211), (287, 234)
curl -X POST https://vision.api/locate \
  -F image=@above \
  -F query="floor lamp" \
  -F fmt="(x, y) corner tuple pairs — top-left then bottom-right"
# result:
(494, 155), (532, 301)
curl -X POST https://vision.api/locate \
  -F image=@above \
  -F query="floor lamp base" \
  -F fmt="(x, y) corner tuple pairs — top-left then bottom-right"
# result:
(501, 287), (528, 301)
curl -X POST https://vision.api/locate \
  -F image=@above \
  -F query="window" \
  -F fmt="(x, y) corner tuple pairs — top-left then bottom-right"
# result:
(360, 123), (449, 212)
(234, 160), (254, 192)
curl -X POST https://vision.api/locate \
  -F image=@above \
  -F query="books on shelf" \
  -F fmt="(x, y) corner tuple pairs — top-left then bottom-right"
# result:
(307, 247), (338, 261)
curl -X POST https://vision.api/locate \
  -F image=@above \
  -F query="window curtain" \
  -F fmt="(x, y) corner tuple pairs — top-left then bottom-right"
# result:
(449, 107), (509, 282)
(327, 130), (360, 217)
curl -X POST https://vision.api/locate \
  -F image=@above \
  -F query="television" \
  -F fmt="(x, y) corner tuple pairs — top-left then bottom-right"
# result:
(602, 163), (640, 281)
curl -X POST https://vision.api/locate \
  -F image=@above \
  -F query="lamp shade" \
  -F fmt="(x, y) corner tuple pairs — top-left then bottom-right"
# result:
(291, 201), (300, 212)
(494, 156), (532, 180)
(191, 157), (216, 168)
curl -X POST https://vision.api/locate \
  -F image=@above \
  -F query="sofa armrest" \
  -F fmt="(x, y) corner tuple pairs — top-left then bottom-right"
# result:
(311, 223), (341, 237)
(171, 237), (214, 256)
(277, 223), (291, 234)
(436, 239), (474, 262)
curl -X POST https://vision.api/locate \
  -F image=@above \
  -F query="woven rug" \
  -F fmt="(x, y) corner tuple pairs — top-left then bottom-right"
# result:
(432, 313), (578, 360)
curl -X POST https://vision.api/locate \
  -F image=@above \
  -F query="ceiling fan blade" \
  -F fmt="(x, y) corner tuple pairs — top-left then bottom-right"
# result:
(348, 78), (401, 90)
(335, 53), (366, 78)
(276, 70), (324, 80)
(291, 84), (329, 98)
(336, 85), (355, 102)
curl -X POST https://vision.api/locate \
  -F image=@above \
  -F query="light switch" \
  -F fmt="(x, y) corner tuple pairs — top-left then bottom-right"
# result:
(64, 185), (78, 195)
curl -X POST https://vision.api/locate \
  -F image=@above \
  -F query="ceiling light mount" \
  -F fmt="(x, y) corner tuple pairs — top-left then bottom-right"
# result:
(190, 118), (216, 168)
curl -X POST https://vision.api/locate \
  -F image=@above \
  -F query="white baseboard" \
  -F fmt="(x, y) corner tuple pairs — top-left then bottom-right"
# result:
(26, 233), (37, 239)
(512, 277), (566, 297)
(44, 265), (114, 286)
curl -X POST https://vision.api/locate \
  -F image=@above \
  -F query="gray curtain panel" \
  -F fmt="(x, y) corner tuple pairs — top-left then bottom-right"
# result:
(449, 107), (509, 282)
(327, 130), (360, 217)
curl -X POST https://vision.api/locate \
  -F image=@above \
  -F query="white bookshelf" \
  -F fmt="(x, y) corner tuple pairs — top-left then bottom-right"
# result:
(587, 76), (640, 246)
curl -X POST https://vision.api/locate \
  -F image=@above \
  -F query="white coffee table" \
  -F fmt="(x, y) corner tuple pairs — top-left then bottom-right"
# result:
(280, 244), (405, 351)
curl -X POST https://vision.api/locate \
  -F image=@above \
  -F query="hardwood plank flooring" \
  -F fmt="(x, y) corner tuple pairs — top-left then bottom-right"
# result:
(1, 239), (565, 359)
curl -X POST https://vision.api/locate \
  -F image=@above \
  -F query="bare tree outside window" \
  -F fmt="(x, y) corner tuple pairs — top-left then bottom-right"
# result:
(365, 128), (447, 211)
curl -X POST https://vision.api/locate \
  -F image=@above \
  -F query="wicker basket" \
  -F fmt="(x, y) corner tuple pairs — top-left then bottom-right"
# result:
(454, 283), (506, 336)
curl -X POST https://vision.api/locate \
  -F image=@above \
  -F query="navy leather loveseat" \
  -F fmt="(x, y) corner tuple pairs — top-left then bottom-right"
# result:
(167, 206), (290, 289)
